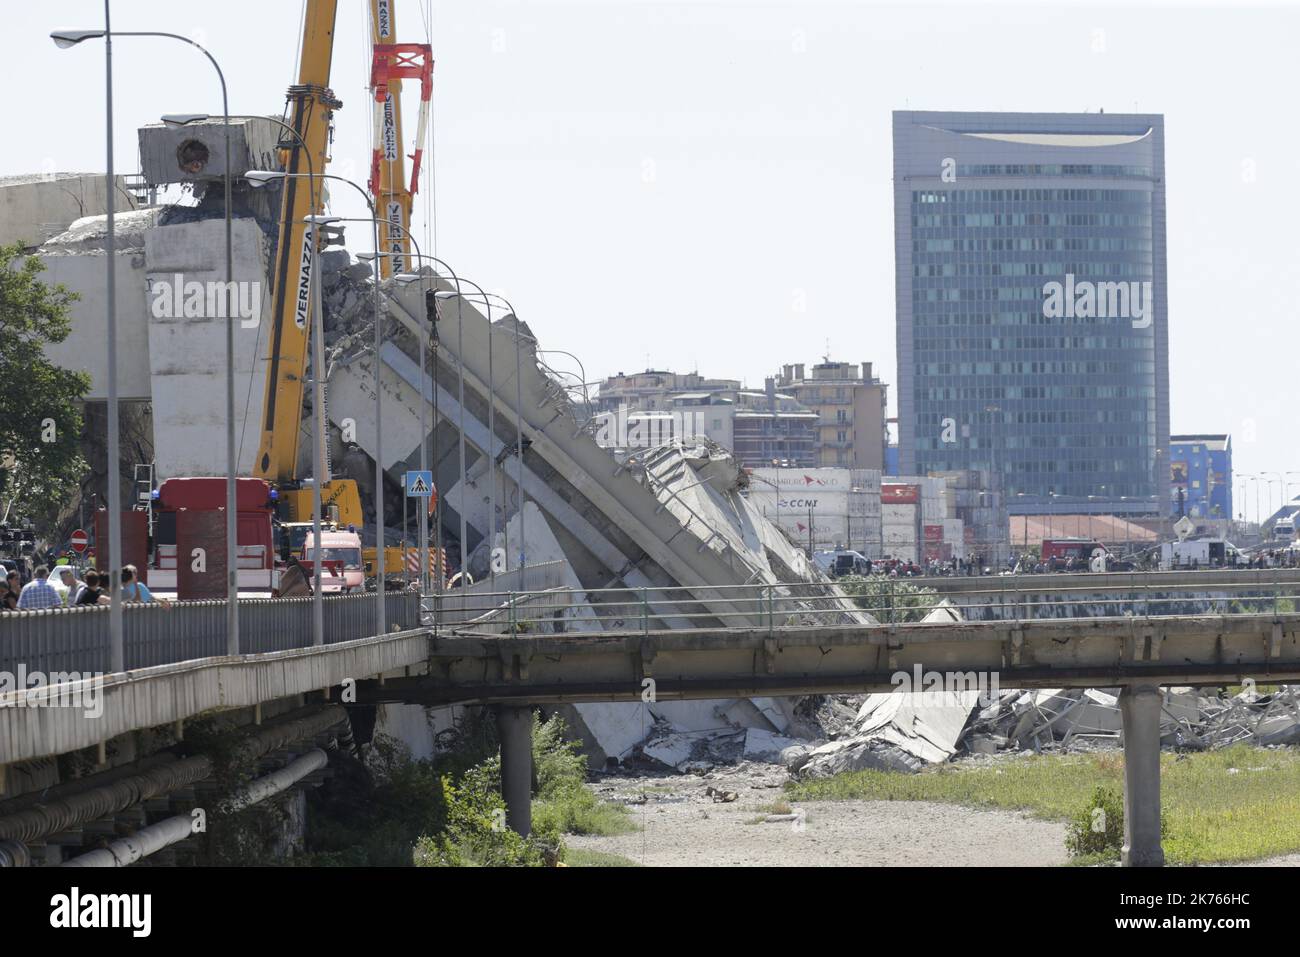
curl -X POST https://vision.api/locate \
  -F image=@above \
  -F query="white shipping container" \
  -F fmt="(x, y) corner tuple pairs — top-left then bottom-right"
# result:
(881, 503), (915, 525)
(751, 467), (853, 492)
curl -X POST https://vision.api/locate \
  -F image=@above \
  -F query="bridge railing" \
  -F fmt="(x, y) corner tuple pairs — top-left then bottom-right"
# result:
(434, 580), (868, 635)
(425, 561), (571, 625)
(435, 576), (1300, 636)
(0, 591), (421, 678)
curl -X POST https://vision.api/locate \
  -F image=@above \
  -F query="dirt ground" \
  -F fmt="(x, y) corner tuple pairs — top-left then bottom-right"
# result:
(566, 763), (1070, 867)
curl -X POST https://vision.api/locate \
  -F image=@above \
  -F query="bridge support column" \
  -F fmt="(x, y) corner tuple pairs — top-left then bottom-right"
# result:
(1119, 684), (1164, 867)
(497, 705), (532, 838)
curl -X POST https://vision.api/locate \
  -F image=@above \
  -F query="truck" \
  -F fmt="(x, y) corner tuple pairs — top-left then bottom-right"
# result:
(1273, 516), (1295, 541)
(812, 549), (873, 578)
(143, 477), (280, 593)
(1040, 538), (1106, 571)
(302, 527), (365, 593)
(1159, 538), (1242, 570)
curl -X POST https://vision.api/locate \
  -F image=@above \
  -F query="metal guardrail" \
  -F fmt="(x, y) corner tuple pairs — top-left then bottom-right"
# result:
(425, 560), (570, 624)
(5, 573), (1297, 682)
(438, 576), (1300, 637)
(0, 591), (421, 678)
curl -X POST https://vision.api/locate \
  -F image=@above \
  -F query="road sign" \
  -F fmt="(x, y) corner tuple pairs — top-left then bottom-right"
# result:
(70, 529), (89, 553)
(405, 470), (434, 497)
(1174, 515), (1194, 542)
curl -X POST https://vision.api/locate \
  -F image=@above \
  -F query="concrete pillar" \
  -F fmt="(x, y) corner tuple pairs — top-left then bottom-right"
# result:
(1119, 684), (1165, 867)
(497, 705), (533, 838)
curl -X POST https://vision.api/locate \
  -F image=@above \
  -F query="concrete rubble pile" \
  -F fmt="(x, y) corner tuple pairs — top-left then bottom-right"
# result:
(787, 690), (983, 777)
(961, 685), (1300, 755)
(774, 684), (1300, 780)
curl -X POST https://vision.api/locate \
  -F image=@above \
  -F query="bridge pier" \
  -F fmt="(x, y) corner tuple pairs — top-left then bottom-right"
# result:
(1119, 684), (1164, 867)
(497, 705), (532, 838)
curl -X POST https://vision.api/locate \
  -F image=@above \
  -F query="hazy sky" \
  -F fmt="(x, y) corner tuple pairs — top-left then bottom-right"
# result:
(4, 0), (1299, 517)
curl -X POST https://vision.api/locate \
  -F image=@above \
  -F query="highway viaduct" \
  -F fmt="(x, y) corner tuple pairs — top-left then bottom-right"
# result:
(4, 573), (1300, 867)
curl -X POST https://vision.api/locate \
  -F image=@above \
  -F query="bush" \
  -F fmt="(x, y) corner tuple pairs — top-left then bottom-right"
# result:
(1066, 786), (1126, 859)
(532, 713), (635, 837)
(837, 575), (940, 623)
(307, 711), (627, 866)
(1066, 785), (1169, 862)
(415, 758), (559, 867)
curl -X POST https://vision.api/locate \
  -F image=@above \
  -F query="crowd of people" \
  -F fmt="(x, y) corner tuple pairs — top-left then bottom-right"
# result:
(1, 563), (165, 611)
(862, 555), (993, 578)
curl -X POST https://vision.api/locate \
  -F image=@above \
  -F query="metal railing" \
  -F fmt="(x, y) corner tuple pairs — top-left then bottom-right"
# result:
(0, 591), (421, 678)
(434, 580), (867, 636)
(427, 560), (570, 625)
(434, 576), (1300, 637)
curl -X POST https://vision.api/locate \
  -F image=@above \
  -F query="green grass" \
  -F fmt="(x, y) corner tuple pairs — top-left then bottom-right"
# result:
(533, 788), (639, 837)
(786, 745), (1300, 865)
(565, 848), (641, 867)
(530, 714), (638, 838)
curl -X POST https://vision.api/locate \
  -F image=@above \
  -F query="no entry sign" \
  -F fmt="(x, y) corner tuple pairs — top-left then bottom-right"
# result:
(70, 529), (89, 553)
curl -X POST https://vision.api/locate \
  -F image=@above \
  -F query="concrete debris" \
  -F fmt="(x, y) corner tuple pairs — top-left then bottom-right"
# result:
(796, 737), (927, 777)
(961, 685), (1300, 755)
(741, 728), (804, 763)
(41, 209), (159, 254)
(795, 690), (981, 778)
(614, 683), (1300, 781)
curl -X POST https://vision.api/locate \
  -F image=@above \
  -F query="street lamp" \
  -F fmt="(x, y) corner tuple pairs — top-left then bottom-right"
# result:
(359, 237), (455, 599)
(245, 170), (386, 635)
(428, 287), (529, 590)
(397, 272), (514, 589)
(304, 213), (340, 645)
(53, 14), (237, 659)
(364, 256), (442, 598)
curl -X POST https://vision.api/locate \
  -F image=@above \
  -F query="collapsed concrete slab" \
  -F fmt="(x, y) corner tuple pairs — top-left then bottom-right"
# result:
(0, 172), (137, 249)
(797, 690), (982, 777)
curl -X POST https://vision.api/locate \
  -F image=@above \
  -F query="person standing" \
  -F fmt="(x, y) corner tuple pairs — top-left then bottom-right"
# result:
(74, 571), (110, 606)
(17, 566), (63, 610)
(121, 565), (170, 606)
(51, 565), (81, 605)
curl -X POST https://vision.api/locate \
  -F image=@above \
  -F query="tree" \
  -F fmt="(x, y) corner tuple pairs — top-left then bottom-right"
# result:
(0, 241), (90, 533)
(837, 574), (940, 623)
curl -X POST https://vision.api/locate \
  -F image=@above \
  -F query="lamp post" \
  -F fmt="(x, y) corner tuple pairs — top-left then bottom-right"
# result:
(1285, 472), (1300, 513)
(402, 274), (508, 589)
(428, 288), (526, 589)
(1264, 472), (1284, 528)
(360, 241), (454, 599)
(246, 170), (385, 634)
(53, 16), (236, 659)
(395, 269), (520, 591)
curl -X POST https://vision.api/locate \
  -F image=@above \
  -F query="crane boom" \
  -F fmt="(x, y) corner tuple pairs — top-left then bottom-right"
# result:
(255, 0), (339, 484)
(368, 0), (433, 278)
(253, 0), (362, 530)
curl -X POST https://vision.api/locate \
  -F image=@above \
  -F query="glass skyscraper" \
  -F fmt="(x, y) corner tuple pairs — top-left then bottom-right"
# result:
(893, 111), (1169, 515)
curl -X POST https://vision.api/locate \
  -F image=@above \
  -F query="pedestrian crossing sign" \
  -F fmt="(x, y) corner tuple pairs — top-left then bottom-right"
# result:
(405, 470), (434, 497)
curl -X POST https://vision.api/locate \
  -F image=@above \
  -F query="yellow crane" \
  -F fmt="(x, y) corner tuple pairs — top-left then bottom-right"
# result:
(253, 0), (362, 529)
(367, 0), (433, 279)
